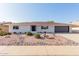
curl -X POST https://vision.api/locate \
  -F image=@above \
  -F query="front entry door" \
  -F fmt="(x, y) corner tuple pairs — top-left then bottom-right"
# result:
(31, 25), (36, 31)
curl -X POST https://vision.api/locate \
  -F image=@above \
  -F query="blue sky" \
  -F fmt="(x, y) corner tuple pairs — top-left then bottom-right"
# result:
(0, 3), (79, 23)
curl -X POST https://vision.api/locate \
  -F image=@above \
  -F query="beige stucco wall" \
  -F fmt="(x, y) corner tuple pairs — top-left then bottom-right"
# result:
(36, 26), (54, 33)
(9, 24), (55, 33)
(9, 25), (30, 33)
(9, 24), (71, 33)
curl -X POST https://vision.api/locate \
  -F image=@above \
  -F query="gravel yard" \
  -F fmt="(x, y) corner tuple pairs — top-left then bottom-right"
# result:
(0, 34), (78, 46)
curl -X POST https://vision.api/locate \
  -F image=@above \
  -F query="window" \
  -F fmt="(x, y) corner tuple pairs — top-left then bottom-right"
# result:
(41, 26), (48, 29)
(13, 26), (19, 29)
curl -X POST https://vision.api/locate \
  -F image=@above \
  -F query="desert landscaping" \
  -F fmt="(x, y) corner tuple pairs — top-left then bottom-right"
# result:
(0, 31), (78, 46)
(0, 33), (79, 55)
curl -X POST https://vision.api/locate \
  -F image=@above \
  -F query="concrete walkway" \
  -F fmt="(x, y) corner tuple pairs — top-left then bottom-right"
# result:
(0, 46), (79, 56)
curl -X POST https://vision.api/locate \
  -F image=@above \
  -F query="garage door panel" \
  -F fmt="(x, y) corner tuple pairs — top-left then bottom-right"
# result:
(55, 26), (69, 33)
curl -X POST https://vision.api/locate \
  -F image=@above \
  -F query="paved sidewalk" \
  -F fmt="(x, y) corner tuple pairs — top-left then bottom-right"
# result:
(0, 46), (79, 56)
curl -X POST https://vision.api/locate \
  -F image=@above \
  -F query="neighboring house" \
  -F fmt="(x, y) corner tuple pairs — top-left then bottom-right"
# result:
(0, 22), (12, 32)
(8, 22), (77, 33)
(71, 21), (79, 32)
(0, 24), (9, 32)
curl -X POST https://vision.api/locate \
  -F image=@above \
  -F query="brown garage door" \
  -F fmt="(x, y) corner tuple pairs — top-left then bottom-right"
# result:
(55, 26), (69, 33)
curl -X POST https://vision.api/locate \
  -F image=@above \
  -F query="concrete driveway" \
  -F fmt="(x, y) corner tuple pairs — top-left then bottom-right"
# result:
(56, 33), (79, 43)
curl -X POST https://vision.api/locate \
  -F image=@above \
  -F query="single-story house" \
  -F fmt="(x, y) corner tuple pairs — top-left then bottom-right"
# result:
(8, 22), (78, 34)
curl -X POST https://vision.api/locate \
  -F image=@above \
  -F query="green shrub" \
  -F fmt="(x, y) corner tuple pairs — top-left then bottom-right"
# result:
(0, 31), (7, 36)
(27, 32), (33, 36)
(34, 33), (41, 39)
(0, 31), (12, 36)
(7, 33), (12, 35)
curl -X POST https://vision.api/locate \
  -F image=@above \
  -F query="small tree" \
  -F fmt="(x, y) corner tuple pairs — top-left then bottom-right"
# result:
(48, 20), (55, 23)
